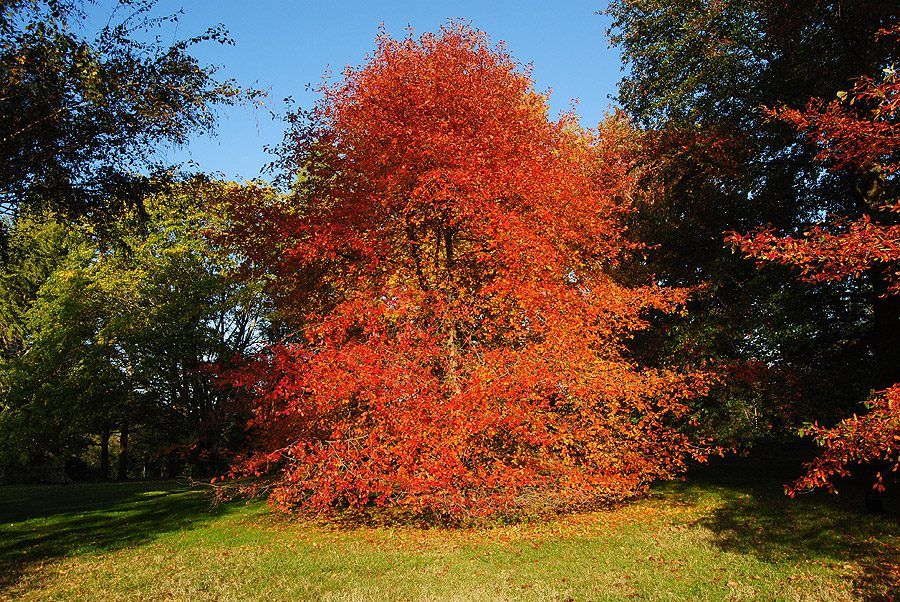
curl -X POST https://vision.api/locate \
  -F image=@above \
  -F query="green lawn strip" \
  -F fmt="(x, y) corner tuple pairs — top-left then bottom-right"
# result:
(0, 478), (896, 600)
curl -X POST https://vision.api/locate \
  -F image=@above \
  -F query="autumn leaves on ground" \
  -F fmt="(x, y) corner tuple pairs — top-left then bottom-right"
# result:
(2, 1), (899, 600)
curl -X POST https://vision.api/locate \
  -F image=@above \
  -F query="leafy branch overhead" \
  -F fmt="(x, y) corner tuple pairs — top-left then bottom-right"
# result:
(0, 0), (262, 231)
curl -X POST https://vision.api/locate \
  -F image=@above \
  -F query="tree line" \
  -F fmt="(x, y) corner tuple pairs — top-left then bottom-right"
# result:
(0, 0), (896, 519)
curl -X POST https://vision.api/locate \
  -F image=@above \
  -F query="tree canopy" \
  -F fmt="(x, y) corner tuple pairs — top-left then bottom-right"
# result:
(608, 1), (899, 493)
(219, 24), (715, 519)
(0, 0), (256, 235)
(1, 2), (897, 517)
(731, 28), (900, 494)
(0, 182), (268, 480)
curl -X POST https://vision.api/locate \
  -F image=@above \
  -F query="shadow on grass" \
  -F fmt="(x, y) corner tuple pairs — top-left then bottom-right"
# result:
(678, 456), (900, 600)
(0, 480), (235, 594)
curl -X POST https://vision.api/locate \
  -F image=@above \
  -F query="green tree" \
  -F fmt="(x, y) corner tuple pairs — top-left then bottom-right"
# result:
(0, 217), (122, 479)
(90, 181), (269, 478)
(0, 0), (258, 236)
(606, 0), (898, 444)
(0, 182), (269, 482)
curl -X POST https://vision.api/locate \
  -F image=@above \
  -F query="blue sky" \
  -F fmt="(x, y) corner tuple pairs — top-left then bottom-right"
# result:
(105, 1), (621, 181)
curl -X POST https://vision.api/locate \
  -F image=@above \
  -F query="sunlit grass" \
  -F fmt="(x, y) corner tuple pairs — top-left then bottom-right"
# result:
(1, 463), (897, 601)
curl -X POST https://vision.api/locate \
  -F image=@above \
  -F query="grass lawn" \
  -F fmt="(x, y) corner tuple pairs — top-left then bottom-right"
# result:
(1, 460), (897, 601)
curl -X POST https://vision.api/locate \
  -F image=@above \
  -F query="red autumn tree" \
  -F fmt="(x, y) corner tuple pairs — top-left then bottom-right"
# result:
(729, 28), (900, 495)
(222, 24), (712, 518)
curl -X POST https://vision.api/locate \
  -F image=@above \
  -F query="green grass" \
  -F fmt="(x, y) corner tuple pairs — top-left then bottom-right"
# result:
(1, 462), (897, 601)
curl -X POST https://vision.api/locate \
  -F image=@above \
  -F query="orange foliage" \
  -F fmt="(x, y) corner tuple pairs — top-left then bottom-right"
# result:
(729, 28), (900, 495)
(221, 24), (713, 518)
(733, 216), (900, 294)
(728, 29), (900, 293)
(789, 385), (900, 495)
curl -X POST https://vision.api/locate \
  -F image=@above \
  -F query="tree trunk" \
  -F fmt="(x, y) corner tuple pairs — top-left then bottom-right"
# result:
(165, 453), (178, 479)
(858, 168), (898, 390)
(871, 263), (900, 390)
(117, 420), (129, 481)
(442, 226), (462, 395)
(99, 426), (110, 482)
